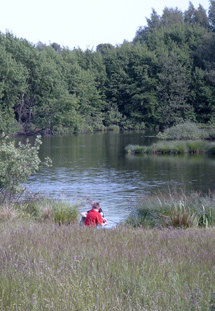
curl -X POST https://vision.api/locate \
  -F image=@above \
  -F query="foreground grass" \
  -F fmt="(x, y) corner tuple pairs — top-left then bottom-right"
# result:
(0, 221), (214, 310)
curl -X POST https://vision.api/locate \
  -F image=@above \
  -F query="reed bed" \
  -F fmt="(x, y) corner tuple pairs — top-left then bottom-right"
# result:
(125, 140), (210, 155)
(0, 198), (79, 224)
(0, 220), (214, 310)
(126, 189), (215, 228)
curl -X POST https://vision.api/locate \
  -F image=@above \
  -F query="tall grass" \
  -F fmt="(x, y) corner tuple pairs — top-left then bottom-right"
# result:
(0, 220), (214, 310)
(0, 198), (79, 224)
(126, 188), (215, 228)
(125, 140), (209, 155)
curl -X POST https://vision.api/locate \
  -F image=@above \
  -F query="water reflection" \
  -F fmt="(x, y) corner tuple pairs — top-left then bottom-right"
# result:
(21, 131), (215, 227)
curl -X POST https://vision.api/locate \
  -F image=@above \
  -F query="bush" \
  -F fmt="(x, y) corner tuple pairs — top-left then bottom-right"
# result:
(107, 125), (120, 131)
(157, 122), (208, 140)
(205, 142), (215, 155)
(208, 129), (215, 140)
(0, 136), (51, 205)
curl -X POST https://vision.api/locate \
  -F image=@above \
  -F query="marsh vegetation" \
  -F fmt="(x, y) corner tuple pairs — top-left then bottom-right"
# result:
(0, 221), (214, 310)
(126, 122), (215, 155)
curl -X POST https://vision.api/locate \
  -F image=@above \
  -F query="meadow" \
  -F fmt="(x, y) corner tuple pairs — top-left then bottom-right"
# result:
(0, 220), (214, 310)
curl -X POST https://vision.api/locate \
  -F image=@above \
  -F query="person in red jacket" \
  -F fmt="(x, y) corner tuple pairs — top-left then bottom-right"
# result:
(84, 201), (108, 227)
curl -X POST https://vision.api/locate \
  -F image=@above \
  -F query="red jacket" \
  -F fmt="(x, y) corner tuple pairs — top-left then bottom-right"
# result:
(84, 209), (103, 227)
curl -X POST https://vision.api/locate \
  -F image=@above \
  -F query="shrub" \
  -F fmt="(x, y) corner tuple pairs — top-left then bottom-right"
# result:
(107, 125), (120, 131)
(205, 142), (215, 155)
(0, 136), (51, 205)
(157, 122), (208, 140)
(208, 129), (215, 140)
(134, 122), (146, 130)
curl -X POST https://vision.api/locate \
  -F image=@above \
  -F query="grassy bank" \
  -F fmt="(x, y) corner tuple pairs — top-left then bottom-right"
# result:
(0, 198), (79, 224)
(0, 220), (214, 310)
(126, 189), (215, 228)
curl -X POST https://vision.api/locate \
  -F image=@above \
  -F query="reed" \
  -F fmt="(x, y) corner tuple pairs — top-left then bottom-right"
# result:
(0, 221), (214, 310)
(125, 144), (150, 154)
(125, 140), (209, 155)
(126, 188), (215, 228)
(9, 198), (80, 224)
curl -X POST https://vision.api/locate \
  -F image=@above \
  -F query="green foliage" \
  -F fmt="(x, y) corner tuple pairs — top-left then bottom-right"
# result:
(157, 52), (195, 127)
(0, 1), (214, 134)
(157, 121), (208, 140)
(184, 2), (209, 28)
(209, 0), (215, 30)
(205, 142), (215, 155)
(208, 129), (215, 139)
(0, 136), (51, 203)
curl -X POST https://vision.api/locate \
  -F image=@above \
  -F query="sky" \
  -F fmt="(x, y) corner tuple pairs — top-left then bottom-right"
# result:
(0, 0), (210, 51)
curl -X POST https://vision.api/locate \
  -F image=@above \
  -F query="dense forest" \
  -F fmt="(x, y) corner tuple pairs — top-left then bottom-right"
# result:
(0, 1), (215, 135)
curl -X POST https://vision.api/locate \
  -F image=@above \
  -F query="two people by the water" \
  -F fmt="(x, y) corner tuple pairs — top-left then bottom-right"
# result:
(80, 201), (108, 227)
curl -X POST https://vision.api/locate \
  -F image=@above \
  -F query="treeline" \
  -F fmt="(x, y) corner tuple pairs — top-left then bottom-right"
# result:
(0, 1), (215, 135)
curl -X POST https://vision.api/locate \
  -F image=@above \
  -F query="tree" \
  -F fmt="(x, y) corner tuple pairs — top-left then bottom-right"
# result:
(133, 9), (161, 45)
(160, 7), (183, 28)
(208, 0), (215, 31)
(62, 50), (104, 132)
(184, 2), (209, 28)
(0, 42), (28, 135)
(157, 52), (195, 128)
(190, 68), (212, 122)
(96, 43), (115, 54)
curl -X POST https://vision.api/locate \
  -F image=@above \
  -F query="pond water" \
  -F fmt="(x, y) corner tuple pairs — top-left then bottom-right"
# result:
(23, 131), (215, 227)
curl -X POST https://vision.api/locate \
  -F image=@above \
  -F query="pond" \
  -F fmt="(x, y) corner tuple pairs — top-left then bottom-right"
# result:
(23, 131), (215, 227)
